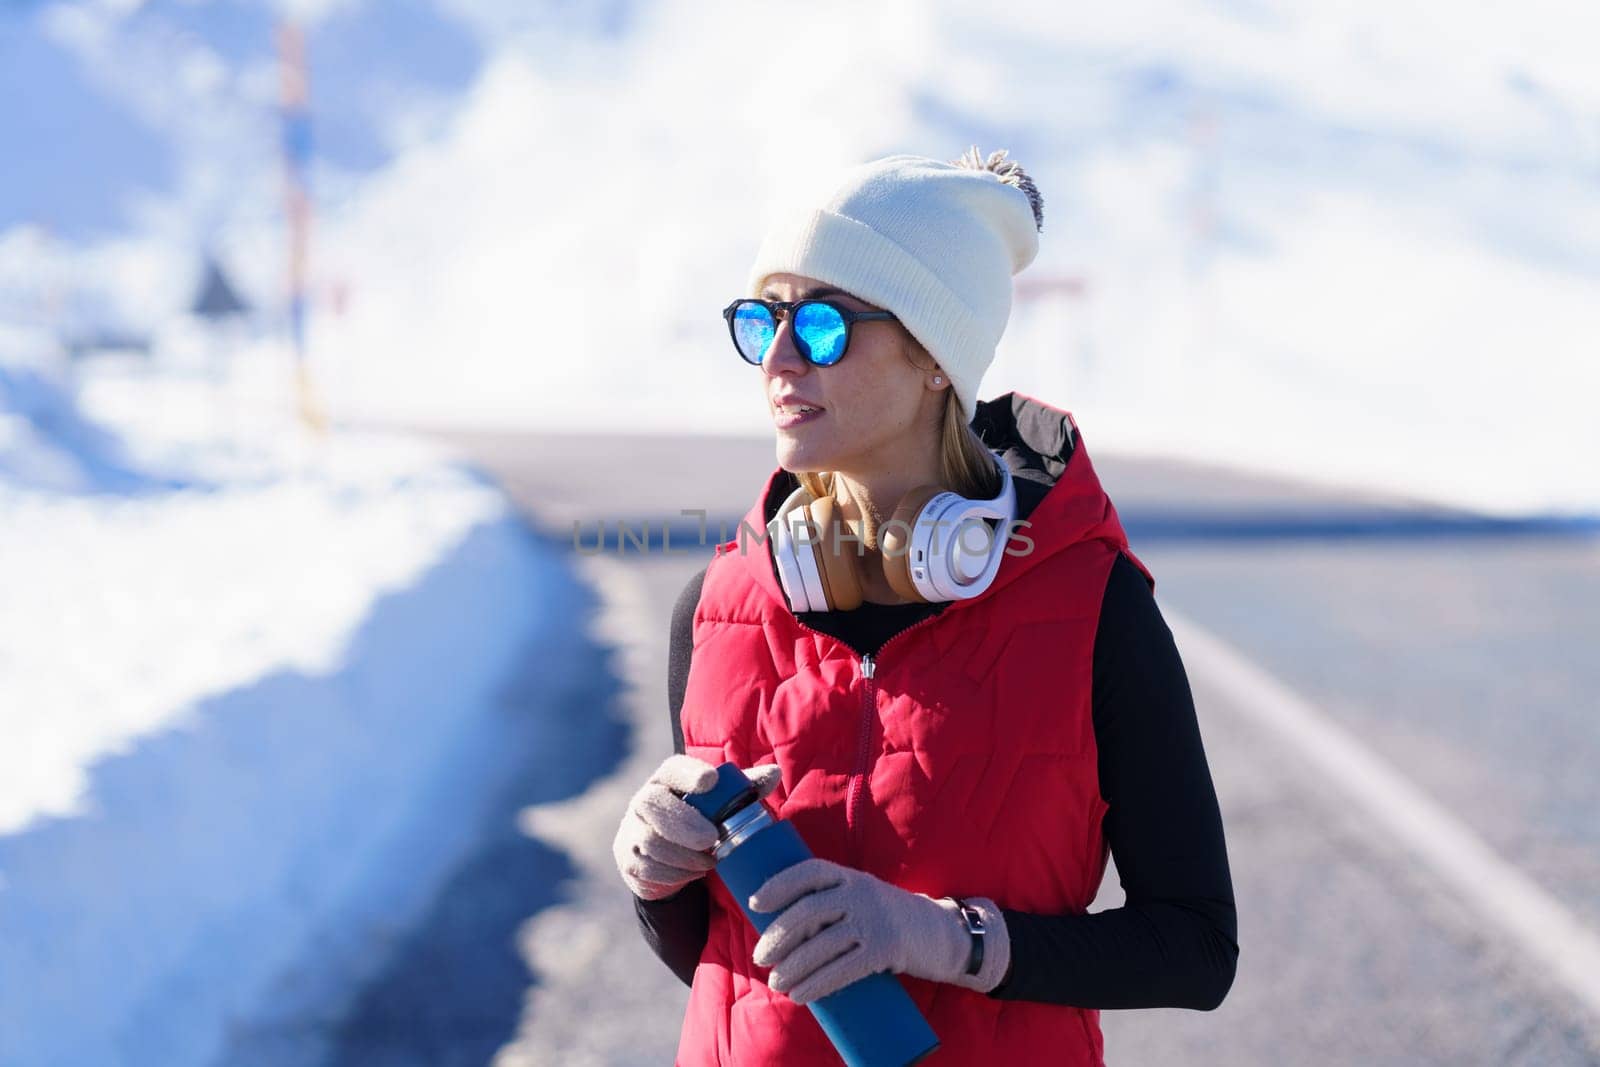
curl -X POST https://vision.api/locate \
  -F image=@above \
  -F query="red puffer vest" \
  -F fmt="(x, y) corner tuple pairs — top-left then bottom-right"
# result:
(676, 392), (1155, 1066)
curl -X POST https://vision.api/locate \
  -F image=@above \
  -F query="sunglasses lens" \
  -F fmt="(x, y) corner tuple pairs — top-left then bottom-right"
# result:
(794, 302), (847, 366)
(731, 301), (775, 365)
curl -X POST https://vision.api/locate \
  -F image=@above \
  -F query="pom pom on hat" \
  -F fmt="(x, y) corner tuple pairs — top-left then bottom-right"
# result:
(744, 147), (1044, 424)
(951, 145), (1044, 234)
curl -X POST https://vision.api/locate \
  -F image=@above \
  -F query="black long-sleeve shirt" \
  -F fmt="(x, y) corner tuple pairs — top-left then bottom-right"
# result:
(633, 550), (1239, 1010)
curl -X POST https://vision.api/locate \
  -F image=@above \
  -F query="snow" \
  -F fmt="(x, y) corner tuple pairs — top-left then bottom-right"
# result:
(302, 0), (1600, 516)
(0, 356), (577, 1065)
(7, 1), (1597, 516)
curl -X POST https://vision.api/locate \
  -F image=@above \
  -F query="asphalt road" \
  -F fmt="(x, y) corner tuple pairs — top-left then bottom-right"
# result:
(425, 427), (1600, 1066)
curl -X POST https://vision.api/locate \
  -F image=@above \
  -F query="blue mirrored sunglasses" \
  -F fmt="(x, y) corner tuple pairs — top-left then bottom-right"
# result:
(721, 298), (899, 368)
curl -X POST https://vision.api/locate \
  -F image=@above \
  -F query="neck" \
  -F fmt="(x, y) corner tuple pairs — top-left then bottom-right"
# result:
(831, 454), (945, 555)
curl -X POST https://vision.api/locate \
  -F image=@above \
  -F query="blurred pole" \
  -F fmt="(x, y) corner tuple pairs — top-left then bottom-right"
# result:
(276, 21), (327, 435)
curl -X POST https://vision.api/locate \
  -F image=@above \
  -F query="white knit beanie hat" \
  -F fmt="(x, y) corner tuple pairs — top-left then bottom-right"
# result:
(744, 146), (1044, 424)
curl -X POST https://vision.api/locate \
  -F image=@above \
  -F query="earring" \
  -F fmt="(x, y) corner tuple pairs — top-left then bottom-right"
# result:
(934, 376), (942, 384)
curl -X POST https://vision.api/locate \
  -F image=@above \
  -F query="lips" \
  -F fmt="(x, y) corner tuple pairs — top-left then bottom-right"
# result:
(772, 397), (825, 415)
(773, 398), (825, 429)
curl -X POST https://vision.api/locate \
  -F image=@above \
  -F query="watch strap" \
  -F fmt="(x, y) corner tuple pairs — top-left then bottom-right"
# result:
(951, 896), (986, 977)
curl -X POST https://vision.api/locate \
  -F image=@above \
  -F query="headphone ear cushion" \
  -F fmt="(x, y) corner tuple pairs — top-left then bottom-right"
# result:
(882, 484), (945, 604)
(807, 495), (863, 611)
(770, 485), (817, 611)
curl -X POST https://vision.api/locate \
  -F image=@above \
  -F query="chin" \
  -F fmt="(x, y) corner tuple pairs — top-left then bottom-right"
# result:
(774, 438), (835, 475)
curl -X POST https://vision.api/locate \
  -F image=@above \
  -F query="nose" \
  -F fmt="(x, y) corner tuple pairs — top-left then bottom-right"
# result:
(759, 313), (811, 379)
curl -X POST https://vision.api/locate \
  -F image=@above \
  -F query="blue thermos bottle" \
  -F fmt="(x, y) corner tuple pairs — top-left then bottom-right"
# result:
(678, 761), (941, 1066)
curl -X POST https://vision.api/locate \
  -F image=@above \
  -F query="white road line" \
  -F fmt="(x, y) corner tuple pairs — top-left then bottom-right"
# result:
(1164, 605), (1600, 1024)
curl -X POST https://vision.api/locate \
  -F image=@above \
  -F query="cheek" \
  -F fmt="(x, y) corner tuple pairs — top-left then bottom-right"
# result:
(835, 349), (917, 412)
(828, 372), (894, 426)
(828, 385), (916, 454)
(864, 371), (922, 427)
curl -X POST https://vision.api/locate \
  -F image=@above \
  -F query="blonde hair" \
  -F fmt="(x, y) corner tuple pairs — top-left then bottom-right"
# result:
(795, 347), (1002, 540)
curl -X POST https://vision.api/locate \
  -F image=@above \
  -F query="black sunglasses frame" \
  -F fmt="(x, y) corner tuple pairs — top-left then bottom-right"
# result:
(722, 298), (899, 367)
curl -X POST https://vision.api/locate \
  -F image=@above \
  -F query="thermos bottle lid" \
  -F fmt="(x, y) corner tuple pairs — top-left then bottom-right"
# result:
(681, 761), (761, 827)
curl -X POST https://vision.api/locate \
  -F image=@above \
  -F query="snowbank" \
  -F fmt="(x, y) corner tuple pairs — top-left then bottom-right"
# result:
(0, 360), (595, 1065)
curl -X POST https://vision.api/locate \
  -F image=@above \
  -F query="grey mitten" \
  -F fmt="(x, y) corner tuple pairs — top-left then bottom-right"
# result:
(614, 754), (783, 901)
(749, 857), (1013, 1003)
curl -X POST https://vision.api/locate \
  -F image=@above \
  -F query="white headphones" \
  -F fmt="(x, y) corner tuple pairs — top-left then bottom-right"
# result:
(767, 452), (1017, 611)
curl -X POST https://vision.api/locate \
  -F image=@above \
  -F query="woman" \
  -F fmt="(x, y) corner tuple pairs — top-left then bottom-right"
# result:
(613, 148), (1238, 1064)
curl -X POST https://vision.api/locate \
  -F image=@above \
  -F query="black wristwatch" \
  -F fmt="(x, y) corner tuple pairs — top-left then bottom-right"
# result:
(950, 897), (986, 977)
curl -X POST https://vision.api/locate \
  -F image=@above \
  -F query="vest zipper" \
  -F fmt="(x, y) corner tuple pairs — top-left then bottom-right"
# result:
(844, 613), (941, 859)
(847, 654), (876, 839)
(783, 610), (945, 861)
